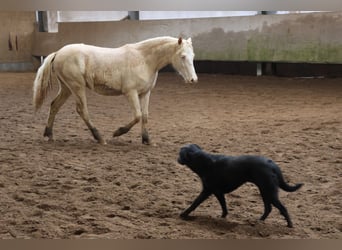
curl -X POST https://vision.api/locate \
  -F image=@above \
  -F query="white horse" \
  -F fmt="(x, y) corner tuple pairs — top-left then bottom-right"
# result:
(33, 36), (198, 145)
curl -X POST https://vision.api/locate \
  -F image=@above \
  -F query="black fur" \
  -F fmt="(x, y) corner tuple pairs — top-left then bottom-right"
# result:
(177, 144), (303, 228)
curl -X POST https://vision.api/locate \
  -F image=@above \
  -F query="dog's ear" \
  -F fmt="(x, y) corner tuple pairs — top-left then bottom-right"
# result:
(178, 147), (191, 165)
(183, 147), (196, 161)
(191, 144), (202, 151)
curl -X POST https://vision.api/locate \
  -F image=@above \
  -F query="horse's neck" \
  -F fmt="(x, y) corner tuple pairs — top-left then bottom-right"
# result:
(136, 37), (178, 71)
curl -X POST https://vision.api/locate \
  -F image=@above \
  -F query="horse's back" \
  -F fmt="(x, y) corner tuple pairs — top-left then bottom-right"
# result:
(55, 44), (113, 63)
(55, 44), (134, 70)
(58, 43), (111, 54)
(53, 44), (116, 78)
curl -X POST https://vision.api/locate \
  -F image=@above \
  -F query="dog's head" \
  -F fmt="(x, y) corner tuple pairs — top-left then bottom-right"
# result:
(178, 144), (202, 165)
(177, 144), (204, 168)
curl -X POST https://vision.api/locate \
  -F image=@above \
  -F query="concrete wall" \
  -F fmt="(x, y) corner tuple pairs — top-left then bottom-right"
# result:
(1, 11), (342, 72)
(0, 11), (36, 71)
(32, 11), (342, 64)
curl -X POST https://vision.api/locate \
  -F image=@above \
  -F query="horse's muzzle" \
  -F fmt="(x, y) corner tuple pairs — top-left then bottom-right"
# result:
(189, 76), (198, 83)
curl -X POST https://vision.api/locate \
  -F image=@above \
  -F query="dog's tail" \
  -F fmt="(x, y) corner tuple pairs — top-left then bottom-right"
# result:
(281, 182), (304, 192)
(274, 165), (304, 192)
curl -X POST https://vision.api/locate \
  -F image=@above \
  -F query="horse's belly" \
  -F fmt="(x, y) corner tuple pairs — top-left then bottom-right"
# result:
(93, 84), (122, 96)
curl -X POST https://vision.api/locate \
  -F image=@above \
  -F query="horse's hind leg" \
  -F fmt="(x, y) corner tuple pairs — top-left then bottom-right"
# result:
(75, 91), (105, 144)
(44, 83), (71, 141)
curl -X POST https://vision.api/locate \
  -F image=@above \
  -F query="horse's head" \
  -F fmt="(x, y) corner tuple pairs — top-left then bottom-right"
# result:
(172, 37), (198, 83)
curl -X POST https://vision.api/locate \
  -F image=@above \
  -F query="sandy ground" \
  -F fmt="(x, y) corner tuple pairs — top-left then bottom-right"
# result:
(0, 72), (341, 239)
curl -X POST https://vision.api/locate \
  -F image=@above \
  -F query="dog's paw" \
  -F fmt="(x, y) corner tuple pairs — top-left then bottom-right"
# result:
(287, 222), (293, 228)
(180, 213), (195, 221)
(221, 212), (228, 218)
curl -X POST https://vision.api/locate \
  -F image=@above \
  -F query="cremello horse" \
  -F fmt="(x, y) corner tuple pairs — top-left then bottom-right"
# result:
(33, 36), (198, 145)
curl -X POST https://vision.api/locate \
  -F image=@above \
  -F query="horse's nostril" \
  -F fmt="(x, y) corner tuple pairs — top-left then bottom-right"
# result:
(190, 78), (198, 83)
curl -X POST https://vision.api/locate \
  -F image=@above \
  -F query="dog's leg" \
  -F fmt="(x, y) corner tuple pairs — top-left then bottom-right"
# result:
(214, 193), (228, 218)
(260, 196), (272, 221)
(272, 199), (293, 228)
(180, 189), (211, 219)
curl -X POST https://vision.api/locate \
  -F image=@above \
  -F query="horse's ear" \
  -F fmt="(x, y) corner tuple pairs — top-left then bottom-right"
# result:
(178, 37), (182, 45)
(187, 38), (192, 44)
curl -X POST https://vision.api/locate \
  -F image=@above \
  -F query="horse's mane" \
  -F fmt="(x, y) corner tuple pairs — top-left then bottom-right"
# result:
(133, 36), (179, 54)
(135, 36), (178, 46)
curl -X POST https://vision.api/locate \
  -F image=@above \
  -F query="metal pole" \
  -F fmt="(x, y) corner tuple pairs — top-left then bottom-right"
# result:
(37, 11), (45, 32)
(128, 11), (139, 20)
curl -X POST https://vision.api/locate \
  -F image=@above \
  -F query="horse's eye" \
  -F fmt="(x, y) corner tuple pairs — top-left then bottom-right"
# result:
(181, 55), (186, 60)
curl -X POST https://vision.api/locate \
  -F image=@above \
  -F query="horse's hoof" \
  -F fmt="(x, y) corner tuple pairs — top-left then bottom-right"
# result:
(142, 131), (151, 145)
(98, 140), (107, 145)
(142, 137), (150, 145)
(43, 127), (53, 138)
(113, 127), (129, 137)
(47, 138), (54, 143)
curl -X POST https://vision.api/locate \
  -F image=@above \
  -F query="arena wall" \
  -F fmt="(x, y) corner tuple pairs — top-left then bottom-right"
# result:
(1, 11), (342, 72)
(0, 11), (36, 71)
(32, 11), (342, 64)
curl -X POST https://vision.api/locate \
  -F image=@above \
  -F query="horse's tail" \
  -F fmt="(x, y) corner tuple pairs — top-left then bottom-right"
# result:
(274, 164), (304, 192)
(32, 52), (57, 111)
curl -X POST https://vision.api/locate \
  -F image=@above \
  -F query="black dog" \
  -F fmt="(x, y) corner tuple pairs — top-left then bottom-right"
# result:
(177, 144), (303, 228)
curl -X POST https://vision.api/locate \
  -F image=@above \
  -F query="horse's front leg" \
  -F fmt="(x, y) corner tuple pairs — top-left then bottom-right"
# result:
(113, 90), (142, 138)
(140, 91), (151, 145)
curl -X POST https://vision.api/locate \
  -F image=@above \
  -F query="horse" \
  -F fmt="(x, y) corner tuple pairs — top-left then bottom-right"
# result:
(33, 36), (198, 145)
